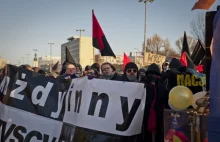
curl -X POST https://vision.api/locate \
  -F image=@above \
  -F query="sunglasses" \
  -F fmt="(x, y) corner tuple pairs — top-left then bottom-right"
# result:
(127, 69), (137, 73)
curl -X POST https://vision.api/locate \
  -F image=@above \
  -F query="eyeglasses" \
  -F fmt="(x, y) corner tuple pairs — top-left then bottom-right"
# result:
(127, 69), (137, 73)
(88, 72), (95, 75)
(67, 68), (76, 70)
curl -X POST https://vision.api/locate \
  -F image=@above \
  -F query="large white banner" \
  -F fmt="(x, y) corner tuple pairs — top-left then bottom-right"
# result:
(0, 65), (146, 141)
(62, 78), (146, 136)
(0, 102), (63, 142)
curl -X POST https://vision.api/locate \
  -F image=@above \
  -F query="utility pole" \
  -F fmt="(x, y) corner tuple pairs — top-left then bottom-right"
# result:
(21, 57), (25, 64)
(138, 0), (154, 66)
(76, 29), (85, 64)
(26, 54), (30, 64)
(48, 43), (54, 72)
(17, 60), (21, 66)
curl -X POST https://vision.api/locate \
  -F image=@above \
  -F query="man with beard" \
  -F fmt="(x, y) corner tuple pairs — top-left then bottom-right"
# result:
(121, 62), (138, 82)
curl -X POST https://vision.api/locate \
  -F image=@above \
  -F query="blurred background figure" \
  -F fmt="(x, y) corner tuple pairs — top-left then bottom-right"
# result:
(138, 68), (146, 82)
(91, 63), (100, 74)
(83, 65), (91, 76)
(75, 63), (82, 77)
(20, 64), (33, 71)
(87, 67), (99, 79)
(162, 62), (169, 75)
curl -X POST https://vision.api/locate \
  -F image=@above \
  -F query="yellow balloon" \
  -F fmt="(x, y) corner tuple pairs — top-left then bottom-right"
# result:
(173, 135), (182, 142)
(169, 86), (193, 110)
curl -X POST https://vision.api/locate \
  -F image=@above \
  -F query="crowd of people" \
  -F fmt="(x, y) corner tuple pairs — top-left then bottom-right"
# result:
(0, 58), (205, 142)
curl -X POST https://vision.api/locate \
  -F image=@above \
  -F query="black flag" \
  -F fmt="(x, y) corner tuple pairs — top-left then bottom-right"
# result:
(52, 61), (59, 71)
(181, 31), (191, 56)
(63, 46), (76, 66)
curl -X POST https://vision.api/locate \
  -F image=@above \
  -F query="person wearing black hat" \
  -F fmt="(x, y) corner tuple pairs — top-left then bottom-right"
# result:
(91, 63), (100, 74)
(141, 63), (164, 142)
(122, 62), (138, 82)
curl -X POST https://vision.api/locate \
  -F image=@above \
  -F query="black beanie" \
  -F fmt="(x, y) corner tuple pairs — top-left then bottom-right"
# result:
(124, 62), (138, 73)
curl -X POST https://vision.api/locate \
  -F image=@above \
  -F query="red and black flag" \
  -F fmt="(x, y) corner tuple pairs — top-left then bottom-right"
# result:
(92, 10), (116, 58)
(179, 32), (196, 69)
(180, 51), (196, 69)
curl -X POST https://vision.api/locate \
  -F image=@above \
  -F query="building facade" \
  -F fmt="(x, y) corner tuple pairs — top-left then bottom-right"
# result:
(61, 36), (94, 69)
(94, 54), (124, 65)
(94, 52), (145, 70)
(38, 56), (61, 72)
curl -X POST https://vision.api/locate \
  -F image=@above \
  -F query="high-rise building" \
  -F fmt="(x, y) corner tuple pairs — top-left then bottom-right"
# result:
(61, 36), (94, 69)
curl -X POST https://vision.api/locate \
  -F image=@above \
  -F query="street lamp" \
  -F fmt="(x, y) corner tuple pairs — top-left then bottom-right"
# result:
(26, 54), (30, 64)
(138, 0), (154, 66)
(17, 60), (21, 66)
(76, 29), (85, 64)
(76, 29), (85, 38)
(48, 43), (54, 72)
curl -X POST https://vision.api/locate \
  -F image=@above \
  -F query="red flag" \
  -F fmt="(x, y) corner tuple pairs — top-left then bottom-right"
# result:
(123, 53), (131, 70)
(92, 10), (116, 58)
(180, 51), (188, 67)
(196, 65), (204, 73)
(192, 0), (216, 10)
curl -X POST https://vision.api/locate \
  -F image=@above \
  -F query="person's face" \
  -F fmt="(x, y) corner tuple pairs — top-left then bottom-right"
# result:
(102, 64), (113, 75)
(126, 68), (137, 77)
(163, 63), (169, 70)
(65, 64), (76, 75)
(87, 69), (95, 76)
(76, 67), (81, 73)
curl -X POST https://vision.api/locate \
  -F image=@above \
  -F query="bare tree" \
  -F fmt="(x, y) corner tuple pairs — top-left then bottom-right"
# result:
(146, 34), (165, 53)
(145, 34), (179, 57)
(176, 35), (197, 54)
(190, 12), (205, 43)
(162, 39), (179, 57)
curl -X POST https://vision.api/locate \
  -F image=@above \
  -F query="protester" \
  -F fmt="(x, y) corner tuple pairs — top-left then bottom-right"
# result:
(83, 65), (91, 76)
(138, 68), (146, 82)
(122, 62), (138, 82)
(91, 63), (100, 74)
(99, 62), (121, 81)
(161, 62), (169, 75)
(20, 64), (33, 71)
(141, 63), (165, 142)
(38, 69), (46, 75)
(75, 63), (82, 77)
(60, 63), (78, 79)
(87, 68), (99, 79)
